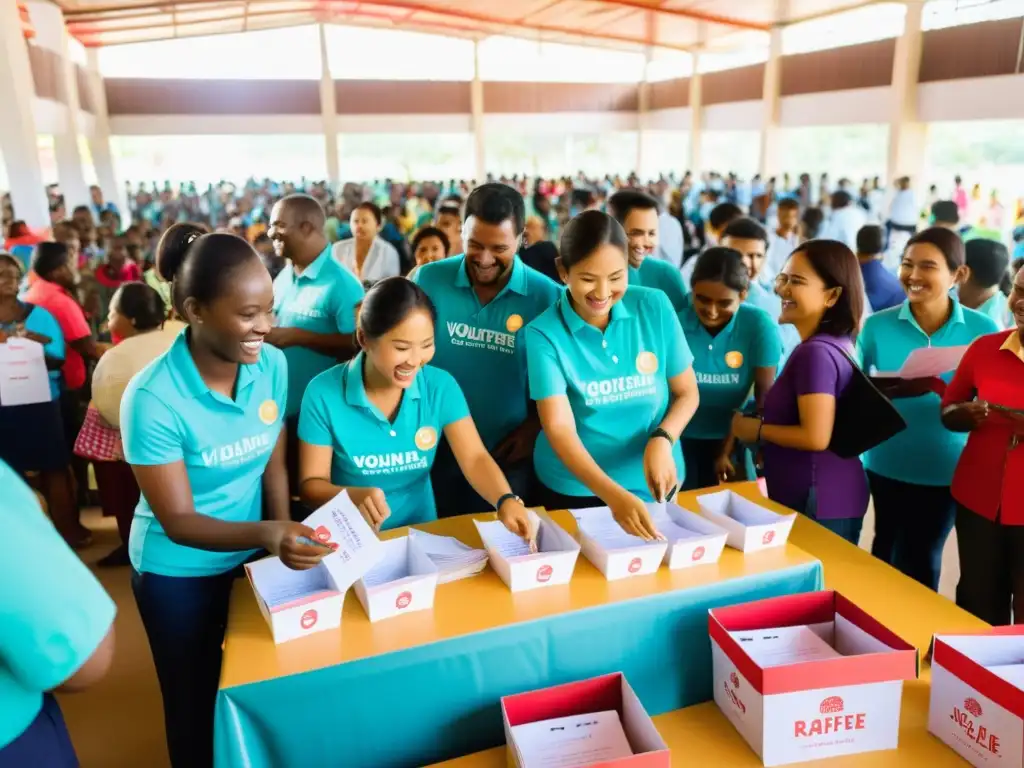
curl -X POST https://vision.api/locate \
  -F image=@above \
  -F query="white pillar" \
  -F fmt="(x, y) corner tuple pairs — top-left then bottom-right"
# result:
(637, 47), (653, 180)
(688, 54), (703, 176)
(27, 1), (90, 212)
(318, 24), (340, 190)
(758, 7), (785, 179)
(0, 0), (50, 231)
(886, 1), (927, 186)
(85, 48), (123, 219)
(471, 41), (486, 184)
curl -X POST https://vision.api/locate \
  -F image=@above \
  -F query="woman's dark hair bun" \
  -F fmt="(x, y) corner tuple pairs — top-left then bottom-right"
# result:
(156, 223), (205, 283)
(113, 281), (167, 331)
(359, 277), (436, 342)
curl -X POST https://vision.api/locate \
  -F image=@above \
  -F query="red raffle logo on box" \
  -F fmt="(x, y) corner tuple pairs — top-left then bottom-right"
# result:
(820, 696), (844, 714)
(762, 530), (776, 545)
(396, 591), (412, 610)
(692, 546), (706, 561)
(300, 609), (318, 630)
(628, 557), (642, 573)
(964, 698), (983, 718)
(536, 565), (553, 583)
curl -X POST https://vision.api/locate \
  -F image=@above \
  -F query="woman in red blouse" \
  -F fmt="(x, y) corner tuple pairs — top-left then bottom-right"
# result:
(941, 262), (1024, 624)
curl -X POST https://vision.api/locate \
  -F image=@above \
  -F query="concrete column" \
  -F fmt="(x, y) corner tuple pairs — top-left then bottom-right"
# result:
(85, 48), (123, 219)
(637, 47), (653, 180)
(758, 8), (785, 179)
(688, 54), (703, 176)
(27, 1), (89, 212)
(0, 0), (49, 231)
(471, 41), (486, 184)
(318, 24), (341, 190)
(886, 1), (927, 186)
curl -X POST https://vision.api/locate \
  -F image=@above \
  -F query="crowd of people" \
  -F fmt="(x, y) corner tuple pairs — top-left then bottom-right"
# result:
(2, 167), (1024, 767)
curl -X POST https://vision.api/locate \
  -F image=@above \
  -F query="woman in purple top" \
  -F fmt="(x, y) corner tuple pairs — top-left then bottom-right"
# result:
(731, 240), (869, 544)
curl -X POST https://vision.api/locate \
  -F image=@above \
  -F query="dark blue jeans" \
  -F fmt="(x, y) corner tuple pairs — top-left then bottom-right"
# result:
(800, 486), (864, 546)
(0, 694), (77, 767)
(131, 568), (238, 768)
(867, 471), (956, 591)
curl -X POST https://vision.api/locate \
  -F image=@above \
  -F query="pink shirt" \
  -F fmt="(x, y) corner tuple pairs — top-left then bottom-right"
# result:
(95, 261), (142, 289)
(24, 279), (92, 390)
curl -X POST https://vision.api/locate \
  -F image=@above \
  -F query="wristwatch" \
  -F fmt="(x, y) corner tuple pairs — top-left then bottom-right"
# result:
(495, 493), (523, 512)
(650, 427), (675, 445)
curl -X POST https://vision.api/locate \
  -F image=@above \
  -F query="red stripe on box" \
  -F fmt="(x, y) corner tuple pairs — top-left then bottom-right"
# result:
(762, 650), (918, 695)
(589, 754), (667, 768)
(709, 613), (765, 693)
(710, 591), (835, 631)
(502, 672), (623, 727)
(934, 638), (1024, 720)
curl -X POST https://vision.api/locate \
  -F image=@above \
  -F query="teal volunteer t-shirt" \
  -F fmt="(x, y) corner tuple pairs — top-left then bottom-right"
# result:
(679, 299), (781, 439)
(975, 291), (1010, 330)
(745, 280), (800, 368)
(628, 257), (687, 313)
(23, 304), (65, 399)
(298, 354), (470, 529)
(858, 299), (999, 486)
(413, 255), (560, 450)
(0, 460), (115, 750)
(526, 286), (694, 500)
(273, 245), (364, 417)
(121, 329), (288, 577)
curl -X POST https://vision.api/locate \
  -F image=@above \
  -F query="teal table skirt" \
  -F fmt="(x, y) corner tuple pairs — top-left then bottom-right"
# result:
(215, 559), (822, 767)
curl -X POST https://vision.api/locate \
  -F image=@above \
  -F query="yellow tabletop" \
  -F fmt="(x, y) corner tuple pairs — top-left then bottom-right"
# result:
(220, 503), (822, 690)
(429, 483), (989, 767)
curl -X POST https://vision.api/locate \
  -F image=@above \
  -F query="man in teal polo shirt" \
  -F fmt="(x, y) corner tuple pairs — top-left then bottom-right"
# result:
(267, 194), (364, 496)
(608, 189), (688, 312)
(413, 183), (560, 515)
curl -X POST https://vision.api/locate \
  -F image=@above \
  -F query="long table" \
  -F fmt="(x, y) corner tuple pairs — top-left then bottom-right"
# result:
(430, 483), (989, 767)
(214, 500), (824, 768)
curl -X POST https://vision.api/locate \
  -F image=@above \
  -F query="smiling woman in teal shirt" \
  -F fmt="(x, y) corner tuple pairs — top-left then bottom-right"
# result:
(859, 227), (999, 592)
(298, 277), (533, 539)
(679, 247), (781, 490)
(121, 225), (328, 768)
(527, 211), (700, 540)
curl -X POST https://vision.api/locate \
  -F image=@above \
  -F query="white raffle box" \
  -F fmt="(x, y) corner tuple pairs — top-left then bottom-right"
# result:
(697, 489), (795, 552)
(501, 672), (670, 767)
(245, 557), (344, 644)
(929, 628), (1024, 766)
(709, 590), (919, 766)
(354, 536), (439, 622)
(245, 490), (385, 643)
(474, 510), (581, 593)
(655, 503), (729, 569)
(572, 506), (669, 581)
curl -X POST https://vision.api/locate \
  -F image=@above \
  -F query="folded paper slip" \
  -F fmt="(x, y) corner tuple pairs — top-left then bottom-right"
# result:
(572, 506), (668, 581)
(354, 535), (439, 622)
(407, 528), (488, 584)
(502, 672), (669, 767)
(474, 510), (580, 593)
(697, 489), (795, 553)
(709, 590), (918, 766)
(930, 627), (1024, 767)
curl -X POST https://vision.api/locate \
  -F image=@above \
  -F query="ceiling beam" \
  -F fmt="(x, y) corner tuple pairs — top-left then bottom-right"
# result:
(591, 0), (770, 31)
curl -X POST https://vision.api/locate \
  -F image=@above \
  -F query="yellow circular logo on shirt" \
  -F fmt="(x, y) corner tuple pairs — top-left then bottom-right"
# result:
(258, 399), (279, 425)
(725, 351), (744, 369)
(506, 314), (524, 333)
(636, 351), (659, 375)
(414, 426), (438, 451)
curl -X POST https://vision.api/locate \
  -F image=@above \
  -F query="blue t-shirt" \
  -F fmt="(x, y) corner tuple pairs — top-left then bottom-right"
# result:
(526, 286), (694, 500)
(860, 259), (905, 313)
(272, 245), (364, 417)
(121, 329), (288, 577)
(23, 304), (65, 400)
(679, 299), (781, 439)
(974, 291), (1010, 330)
(298, 354), (470, 529)
(858, 299), (999, 486)
(628, 257), (687, 313)
(413, 255), (560, 450)
(0, 460), (115, 750)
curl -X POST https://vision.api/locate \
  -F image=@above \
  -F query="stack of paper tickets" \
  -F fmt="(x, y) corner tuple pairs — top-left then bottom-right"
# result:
(408, 528), (489, 584)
